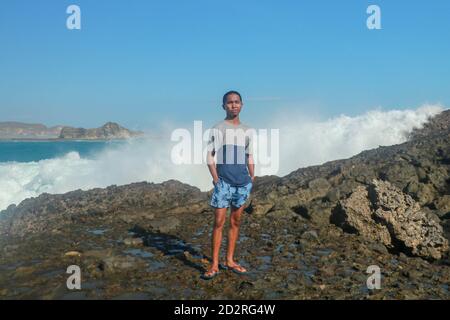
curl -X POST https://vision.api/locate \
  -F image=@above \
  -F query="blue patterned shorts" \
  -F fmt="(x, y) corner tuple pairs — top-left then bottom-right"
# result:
(210, 177), (253, 209)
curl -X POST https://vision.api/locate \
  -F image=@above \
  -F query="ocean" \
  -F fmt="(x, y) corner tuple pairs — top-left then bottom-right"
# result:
(0, 140), (124, 163)
(0, 140), (131, 212)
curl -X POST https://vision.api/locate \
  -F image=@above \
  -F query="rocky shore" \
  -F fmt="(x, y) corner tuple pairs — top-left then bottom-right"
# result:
(0, 111), (449, 300)
(58, 122), (143, 140)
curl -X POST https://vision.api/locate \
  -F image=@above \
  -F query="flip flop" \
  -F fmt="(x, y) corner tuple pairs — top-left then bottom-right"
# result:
(200, 269), (220, 280)
(219, 263), (228, 270)
(223, 264), (248, 275)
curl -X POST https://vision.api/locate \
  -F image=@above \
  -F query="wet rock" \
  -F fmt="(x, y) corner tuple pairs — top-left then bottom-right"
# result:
(148, 216), (180, 233)
(123, 238), (144, 246)
(99, 255), (143, 274)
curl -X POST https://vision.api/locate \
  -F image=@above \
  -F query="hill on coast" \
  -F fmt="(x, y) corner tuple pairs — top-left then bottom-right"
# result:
(0, 121), (142, 140)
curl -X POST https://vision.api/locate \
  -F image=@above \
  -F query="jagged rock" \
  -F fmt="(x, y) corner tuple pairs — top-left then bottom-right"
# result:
(0, 180), (206, 237)
(332, 179), (449, 260)
(331, 185), (392, 247)
(369, 179), (448, 260)
(434, 195), (450, 219)
(416, 183), (437, 206)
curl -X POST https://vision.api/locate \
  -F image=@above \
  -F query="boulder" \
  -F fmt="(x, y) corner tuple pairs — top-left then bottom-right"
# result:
(332, 179), (449, 260)
(331, 185), (392, 247)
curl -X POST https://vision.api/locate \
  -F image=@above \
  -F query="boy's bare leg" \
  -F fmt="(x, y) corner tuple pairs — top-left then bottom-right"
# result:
(225, 205), (247, 272)
(204, 207), (227, 276)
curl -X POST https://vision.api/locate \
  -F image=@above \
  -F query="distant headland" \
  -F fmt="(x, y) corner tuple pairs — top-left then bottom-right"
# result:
(0, 121), (144, 140)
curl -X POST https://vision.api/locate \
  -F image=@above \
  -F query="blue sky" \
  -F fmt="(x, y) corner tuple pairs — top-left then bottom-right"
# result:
(0, 0), (449, 130)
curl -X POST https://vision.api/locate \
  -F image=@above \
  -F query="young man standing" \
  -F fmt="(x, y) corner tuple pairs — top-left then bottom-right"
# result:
(202, 90), (255, 280)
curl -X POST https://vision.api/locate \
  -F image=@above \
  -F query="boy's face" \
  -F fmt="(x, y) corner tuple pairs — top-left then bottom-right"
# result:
(223, 93), (243, 116)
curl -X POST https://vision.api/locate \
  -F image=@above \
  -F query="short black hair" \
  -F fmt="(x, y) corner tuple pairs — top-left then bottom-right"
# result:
(222, 90), (243, 105)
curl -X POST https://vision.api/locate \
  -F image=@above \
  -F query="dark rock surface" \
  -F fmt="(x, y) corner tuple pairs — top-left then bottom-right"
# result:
(0, 110), (449, 300)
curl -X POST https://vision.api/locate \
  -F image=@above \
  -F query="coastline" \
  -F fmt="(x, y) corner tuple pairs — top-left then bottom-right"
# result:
(0, 137), (143, 142)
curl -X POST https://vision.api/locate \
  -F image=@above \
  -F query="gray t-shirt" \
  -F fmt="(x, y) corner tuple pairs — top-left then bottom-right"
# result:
(207, 120), (254, 187)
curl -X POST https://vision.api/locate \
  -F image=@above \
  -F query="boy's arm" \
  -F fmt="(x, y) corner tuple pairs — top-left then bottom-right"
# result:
(206, 128), (219, 186)
(247, 129), (255, 183)
(247, 154), (255, 183)
(207, 150), (220, 185)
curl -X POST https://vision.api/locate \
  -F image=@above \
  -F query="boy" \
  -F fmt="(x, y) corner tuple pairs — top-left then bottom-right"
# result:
(202, 90), (255, 280)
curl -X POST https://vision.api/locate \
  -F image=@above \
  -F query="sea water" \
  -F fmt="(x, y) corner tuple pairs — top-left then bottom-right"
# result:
(0, 140), (124, 163)
(0, 140), (127, 211)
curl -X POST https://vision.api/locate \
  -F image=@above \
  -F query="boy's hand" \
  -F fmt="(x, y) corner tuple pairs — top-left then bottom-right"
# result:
(251, 176), (255, 183)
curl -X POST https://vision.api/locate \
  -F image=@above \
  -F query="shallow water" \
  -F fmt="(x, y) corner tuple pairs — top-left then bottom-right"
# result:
(124, 248), (154, 258)
(257, 256), (272, 271)
(143, 232), (203, 259)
